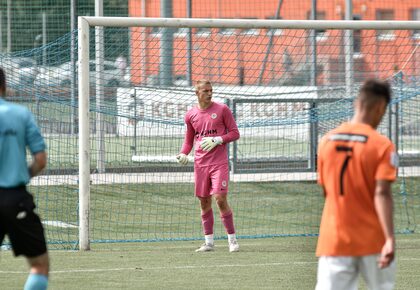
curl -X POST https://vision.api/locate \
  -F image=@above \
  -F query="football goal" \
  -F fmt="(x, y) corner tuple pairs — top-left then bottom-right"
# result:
(15, 17), (418, 250)
(73, 17), (420, 250)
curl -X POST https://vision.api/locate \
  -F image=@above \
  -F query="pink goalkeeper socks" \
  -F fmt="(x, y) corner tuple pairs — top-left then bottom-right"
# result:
(221, 210), (235, 235)
(201, 209), (214, 235)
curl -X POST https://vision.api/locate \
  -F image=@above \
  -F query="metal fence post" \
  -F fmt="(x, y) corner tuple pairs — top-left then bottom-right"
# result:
(395, 72), (403, 153)
(231, 99), (238, 174)
(309, 102), (318, 172)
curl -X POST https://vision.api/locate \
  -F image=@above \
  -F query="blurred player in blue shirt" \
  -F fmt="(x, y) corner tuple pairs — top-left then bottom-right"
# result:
(0, 67), (49, 290)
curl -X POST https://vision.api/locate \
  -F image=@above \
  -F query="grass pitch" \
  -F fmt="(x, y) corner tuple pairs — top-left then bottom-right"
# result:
(1, 234), (420, 289)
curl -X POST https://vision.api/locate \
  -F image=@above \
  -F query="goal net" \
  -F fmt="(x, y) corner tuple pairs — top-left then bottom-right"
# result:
(4, 18), (419, 250)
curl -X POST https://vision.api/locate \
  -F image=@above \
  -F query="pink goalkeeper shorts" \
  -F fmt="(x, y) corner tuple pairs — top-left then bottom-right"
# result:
(194, 163), (229, 198)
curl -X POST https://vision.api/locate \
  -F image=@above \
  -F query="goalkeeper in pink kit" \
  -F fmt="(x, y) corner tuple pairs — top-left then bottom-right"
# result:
(177, 80), (240, 252)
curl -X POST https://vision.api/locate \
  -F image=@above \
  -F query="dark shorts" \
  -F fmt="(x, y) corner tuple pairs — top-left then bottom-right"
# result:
(0, 186), (47, 257)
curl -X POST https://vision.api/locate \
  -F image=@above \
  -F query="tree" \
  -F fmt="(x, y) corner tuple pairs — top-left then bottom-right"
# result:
(0, 0), (128, 53)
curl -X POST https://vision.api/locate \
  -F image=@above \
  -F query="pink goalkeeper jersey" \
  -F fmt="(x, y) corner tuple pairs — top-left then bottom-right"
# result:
(180, 102), (240, 167)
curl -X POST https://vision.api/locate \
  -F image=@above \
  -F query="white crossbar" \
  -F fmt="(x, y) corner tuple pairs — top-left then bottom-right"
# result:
(81, 17), (420, 30)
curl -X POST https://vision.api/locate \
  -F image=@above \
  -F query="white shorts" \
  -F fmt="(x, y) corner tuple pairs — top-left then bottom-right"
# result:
(316, 255), (396, 290)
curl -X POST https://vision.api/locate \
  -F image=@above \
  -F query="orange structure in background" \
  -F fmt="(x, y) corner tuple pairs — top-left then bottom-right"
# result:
(128, 0), (420, 86)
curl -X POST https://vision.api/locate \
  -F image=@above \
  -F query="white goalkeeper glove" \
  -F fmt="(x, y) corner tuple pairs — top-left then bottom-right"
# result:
(200, 136), (223, 152)
(176, 153), (189, 165)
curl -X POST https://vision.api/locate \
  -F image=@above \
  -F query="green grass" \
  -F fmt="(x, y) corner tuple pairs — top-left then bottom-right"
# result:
(1, 235), (419, 289)
(30, 181), (324, 246)
(38, 135), (312, 171)
(27, 177), (419, 248)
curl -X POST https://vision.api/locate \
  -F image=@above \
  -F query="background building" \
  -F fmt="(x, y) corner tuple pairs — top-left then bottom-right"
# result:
(128, 0), (420, 85)
(0, 0), (419, 85)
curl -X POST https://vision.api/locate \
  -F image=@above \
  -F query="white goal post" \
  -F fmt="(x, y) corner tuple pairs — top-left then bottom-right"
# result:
(78, 17), (420, 250)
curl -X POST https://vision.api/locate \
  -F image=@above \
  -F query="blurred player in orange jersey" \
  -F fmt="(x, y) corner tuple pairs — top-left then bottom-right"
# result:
(316, 79), (397, 290)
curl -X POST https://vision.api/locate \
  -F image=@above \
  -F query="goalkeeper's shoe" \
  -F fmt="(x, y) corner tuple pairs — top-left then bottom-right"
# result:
(195, 243), (214, 252)
(229, 240), (239, 253)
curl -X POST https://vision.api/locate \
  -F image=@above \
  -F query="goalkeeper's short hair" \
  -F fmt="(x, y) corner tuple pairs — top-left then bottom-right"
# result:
(195, 79), (211, 91)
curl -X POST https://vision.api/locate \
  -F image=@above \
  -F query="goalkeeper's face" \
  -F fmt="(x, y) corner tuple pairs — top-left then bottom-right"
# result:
(196, 83), (213, 108)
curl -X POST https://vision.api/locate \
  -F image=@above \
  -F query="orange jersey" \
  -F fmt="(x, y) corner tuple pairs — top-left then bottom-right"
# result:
(316, 122), (397, 257)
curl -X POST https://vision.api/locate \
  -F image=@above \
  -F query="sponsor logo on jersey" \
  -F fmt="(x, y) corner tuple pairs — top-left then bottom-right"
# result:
(211, 113), (217, 119)
(195, 129), (218, 139)
(329, 133), (368, 143)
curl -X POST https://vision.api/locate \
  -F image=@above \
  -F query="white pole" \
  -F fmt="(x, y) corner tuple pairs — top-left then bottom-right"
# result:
(95, 0), (106, 173)
(82, 17), (420, 30)
(345, 0), (354, 98)
(0, 11), (3, 52)
(309, 0), (317, 87)
(186, 0), (192, 86)
(70, 0), (77, 135)
(78, 16), (91, 251)
(159, 0), (173, 86)
(6, 0), (11, 52)
(308, 0), (317, 172)
(42, 12), (47, 67)
(141, 0), (147, 84)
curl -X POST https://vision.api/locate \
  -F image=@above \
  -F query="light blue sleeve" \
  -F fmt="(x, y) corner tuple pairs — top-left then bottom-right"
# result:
(25, 109), (46, 154)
